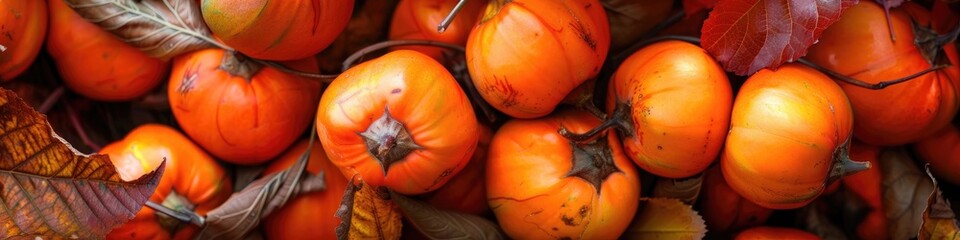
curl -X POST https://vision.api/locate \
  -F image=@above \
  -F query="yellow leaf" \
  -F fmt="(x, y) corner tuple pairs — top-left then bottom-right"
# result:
(622, 198), (707, 240)
(336, 178), (402, 240)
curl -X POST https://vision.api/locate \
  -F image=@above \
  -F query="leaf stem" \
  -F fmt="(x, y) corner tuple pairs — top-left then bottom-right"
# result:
(144, 200), (205, 226)
(437, 0), (468, 33)
(342, 40), (466, 72)
(797, 58), (946, 90)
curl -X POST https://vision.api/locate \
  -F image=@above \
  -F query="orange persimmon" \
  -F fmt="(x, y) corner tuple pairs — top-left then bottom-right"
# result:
(0, 0), (46, 81)
(389, 0), (486, 62)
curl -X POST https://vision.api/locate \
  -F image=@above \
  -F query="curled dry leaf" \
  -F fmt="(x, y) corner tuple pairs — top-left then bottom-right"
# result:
(196, 144), (327, 240)
(622, 198), (707, 240)
(0, 88), (164, 239)
(335, 178), (402, 240)
(63, 0), (218, 60)
(881, 148), (935, 240)
(700, 0), (857, 75)
(391, 191), (504, 240)
(920, 166), (960, 240)
(652, 174), (704, 205)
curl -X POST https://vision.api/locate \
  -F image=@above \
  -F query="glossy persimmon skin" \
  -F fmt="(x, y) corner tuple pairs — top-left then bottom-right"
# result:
(103, 124), (232, 240)
(0, 0), (46, 81)
(47, 0), (167, 101)
(735, 227), (821, 240)
(700, 167), (772, 235)
(262, 140), (349, 240)
(421, 125), (492, 215)
(168, 49), (322, 165)
(607, 40), (732, 178)
(467, 0), (609, 118)
(722, 64), (854, 210)
(201, 0), (353, 60)
(806, 1), (960, 146)
(487, 109), (640, 240)
(914, 124), (960, 185)
(316, 50), (479, 195)
(389, 0), (485, 62)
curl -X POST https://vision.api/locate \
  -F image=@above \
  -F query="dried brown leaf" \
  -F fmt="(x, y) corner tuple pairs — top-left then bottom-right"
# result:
(920, 166), (960, 240)
(881, 148), (935, 240)
(335, 179), (402, 240)
(392, 192), (503, 240)
(623, 198), (707, 239)
(0, 88), (164, 239)
(652, 174), (704, 205)
(196, 145), (326, 240)
(63, 0), (218, 60)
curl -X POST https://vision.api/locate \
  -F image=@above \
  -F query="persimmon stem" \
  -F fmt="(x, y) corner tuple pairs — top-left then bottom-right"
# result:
(438, 0), (468, 33)
(883, 3), (896, 42)
(827, 138), (871, 184)
(342, 40), (466, 72)
(253, 59), (339, 84)
(797, 58), (946, 90)
(559, 104), (630, 142)
(145, 201), (205, 226)
(38, 86), (65, 114)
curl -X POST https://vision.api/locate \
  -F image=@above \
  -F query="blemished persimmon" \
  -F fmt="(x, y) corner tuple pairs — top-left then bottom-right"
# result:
(722, 63), (869, 210)
(0, 0), (46, 81)
(389, 0), (486, 63)
(262, 140), (349, 240)
(103, 124), (232, 240)
(315, 50), (479, 195)
(605, 40), (732, 178)
(466, 0), (610, 118)
(168, 49), (323, 165)
(487, 109), (640, 239)
(806, 1), (960, 146)
(47, 0), (167, 101)
(201, 0), (354, 61)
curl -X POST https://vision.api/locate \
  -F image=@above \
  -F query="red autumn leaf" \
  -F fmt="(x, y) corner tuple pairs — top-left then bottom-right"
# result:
(683, 0), (718, 16)
(701, 0), (858, 75)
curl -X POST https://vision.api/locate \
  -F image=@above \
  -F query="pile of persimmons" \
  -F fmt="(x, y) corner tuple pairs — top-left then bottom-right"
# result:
(2, 0), (959, 239)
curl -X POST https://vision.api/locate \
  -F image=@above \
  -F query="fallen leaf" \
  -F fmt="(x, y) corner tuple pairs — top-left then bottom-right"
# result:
(63, 0), (217, 60)
(601, 0), (674, 52)
(392, 191), (503, 240)
(196, 143), (327, 240)
(800, 201), (848, 240)
(920, 165), (960, 240)
(0, 88), (164, 239)
(622, 198), (707, 239)
(700, 0), (858, 75)
(335, 178), (402, 240)
(881, 148), (935, 240)
(652, 174), (704, 205)
(683, 0), (717, 16)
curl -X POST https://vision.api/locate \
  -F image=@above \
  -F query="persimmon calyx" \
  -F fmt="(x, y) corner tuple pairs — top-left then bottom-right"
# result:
(913, 19), (960, 66)
(220, 51), (263, 82)
(359, 107), (422, 175)
(157, 191), (197, 232)
(559, 102), (634, 142)
(566, 138), (622, 194)
(827, 138), (871, 184)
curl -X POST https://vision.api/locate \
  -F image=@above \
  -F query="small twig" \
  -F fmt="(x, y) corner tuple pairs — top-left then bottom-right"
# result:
(38, 86), (65, 114)
(797, 58), (946, 90)
(253, 59), (339, 83)
(64, 104), (101, 152)
(145, 201), (205, 226)
(438, 0), (469, 33)
(342, 40), (467, 72)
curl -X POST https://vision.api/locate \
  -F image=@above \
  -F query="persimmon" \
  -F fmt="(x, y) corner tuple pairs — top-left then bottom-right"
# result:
(466, 0), (610, 118)
(201, 0), (354, 60)
(0, 0), (46, 81)
(700, 166), (773, 235)
(914, 124), (960, 185)
(722, 63), (869, 210)
(487, 109), (640, 239)
(315, 50), (479, 195)
(601, 40), (731, 178)
(103, 124), (232, 240)
(806, 1), (960, 146)
(47, 0), (167, 101)
(168, 49), (322, 165)
(735, 227), (820, 240)
(420, 125), (492, 215)
(262, 140), (349, 240)
(389, 0), (485, 62)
